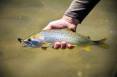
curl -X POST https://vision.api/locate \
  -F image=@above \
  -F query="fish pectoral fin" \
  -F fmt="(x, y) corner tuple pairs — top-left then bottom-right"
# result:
(42, 42), (52, 48)
(41, 42), (50, 50)
(82, 46), (91, 52)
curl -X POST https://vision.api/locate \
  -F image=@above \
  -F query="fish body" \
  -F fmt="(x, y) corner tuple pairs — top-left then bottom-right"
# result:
(39, 29), (93, 45)
(18, 29), (107, 48)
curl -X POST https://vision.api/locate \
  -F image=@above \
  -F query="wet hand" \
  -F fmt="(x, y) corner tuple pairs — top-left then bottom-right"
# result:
(43, 15), (79, 49)
(52, 41), (74, 49)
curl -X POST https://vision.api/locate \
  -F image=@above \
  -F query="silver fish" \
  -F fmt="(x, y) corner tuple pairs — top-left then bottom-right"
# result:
(17, 29), (108, 49)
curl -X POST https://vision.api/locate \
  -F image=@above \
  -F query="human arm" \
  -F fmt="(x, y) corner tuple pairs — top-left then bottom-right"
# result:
(43, 0), (100, 49)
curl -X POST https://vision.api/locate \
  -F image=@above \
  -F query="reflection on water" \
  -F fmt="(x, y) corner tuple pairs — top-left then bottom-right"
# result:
(0, 0), (117, 77)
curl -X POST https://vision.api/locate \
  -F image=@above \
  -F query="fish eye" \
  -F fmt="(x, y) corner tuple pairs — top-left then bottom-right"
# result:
(28, 38), (31, 41)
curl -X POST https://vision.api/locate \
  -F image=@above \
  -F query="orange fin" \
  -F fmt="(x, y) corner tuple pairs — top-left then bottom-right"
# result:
(82, 46), (91, 52)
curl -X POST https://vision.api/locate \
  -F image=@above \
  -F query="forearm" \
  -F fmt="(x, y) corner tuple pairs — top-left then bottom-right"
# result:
(64, 0), (100, 23)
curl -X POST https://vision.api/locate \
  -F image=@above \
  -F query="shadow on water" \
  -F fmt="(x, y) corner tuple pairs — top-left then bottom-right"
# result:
(0, 0), (117, 77)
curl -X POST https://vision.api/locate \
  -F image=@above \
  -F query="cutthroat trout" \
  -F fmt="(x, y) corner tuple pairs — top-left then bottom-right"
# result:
(17, 29), (108, 49)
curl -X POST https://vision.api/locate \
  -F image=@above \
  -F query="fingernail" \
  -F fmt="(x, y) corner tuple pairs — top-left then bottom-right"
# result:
(67, 44), (75, 49)
(61, 41), (66, 49)
(54, 42), (61, 49)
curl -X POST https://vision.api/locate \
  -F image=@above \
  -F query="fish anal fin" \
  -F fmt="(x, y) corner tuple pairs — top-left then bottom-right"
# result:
(82, 46), (91, 52)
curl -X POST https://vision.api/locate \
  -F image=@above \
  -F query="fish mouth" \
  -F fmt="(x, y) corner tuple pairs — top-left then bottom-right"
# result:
(17, 37), (41, 48)
(21, 41), (31, 47)
(17, 38), (29, 47)
(22, 42), (28, 47)
(17, 38), (23, 43)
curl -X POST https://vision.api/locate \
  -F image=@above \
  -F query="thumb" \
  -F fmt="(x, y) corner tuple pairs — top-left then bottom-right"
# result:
(43, 24), (52, 30)
(67, 24), (76, 32)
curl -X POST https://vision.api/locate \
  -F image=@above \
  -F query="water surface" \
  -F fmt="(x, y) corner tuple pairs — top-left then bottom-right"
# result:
(0, 0), (117, 77)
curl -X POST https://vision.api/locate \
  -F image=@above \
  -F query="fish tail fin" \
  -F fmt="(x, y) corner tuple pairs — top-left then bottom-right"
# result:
(93, 38), (109, 48)
(93, 38), (106, 45)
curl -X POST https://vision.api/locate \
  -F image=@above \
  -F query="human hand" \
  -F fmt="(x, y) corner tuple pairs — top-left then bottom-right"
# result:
(43, 15), (79, 49)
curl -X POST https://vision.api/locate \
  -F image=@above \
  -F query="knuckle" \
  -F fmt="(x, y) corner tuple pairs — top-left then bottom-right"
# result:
(67, 43), (74, 49)
(55, 42), (61, 45)
(61, 41), (66, 44)
(53, 42), (61, 49)
(68, 25), (75, 29)
(61, 41), (67, 49)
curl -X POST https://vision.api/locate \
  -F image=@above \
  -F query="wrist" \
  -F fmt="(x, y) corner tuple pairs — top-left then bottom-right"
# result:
(62, 15), (79, 26)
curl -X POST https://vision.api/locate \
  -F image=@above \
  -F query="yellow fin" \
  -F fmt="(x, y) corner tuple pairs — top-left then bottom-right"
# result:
(31, 34), (43, 39)
(82, 46), (91, 52)
(41, 42), (50, 50)
(42, 42), (52, 48)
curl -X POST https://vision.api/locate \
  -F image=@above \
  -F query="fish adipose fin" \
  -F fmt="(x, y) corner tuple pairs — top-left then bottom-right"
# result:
(93, 38), (109, 48)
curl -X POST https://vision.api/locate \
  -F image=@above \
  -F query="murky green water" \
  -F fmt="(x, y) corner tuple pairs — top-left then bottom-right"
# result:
(0, 0), (117, 77)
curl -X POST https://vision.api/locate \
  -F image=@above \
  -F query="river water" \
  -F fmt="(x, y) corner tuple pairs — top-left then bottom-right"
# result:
(0, 0), (117, 77)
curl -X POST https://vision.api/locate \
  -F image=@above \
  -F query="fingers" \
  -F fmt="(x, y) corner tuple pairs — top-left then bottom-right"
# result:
(44, 24), (76, 31)
(53, 42), (61, 49)
(43, 22), (67, 30)
(61, 41), (67, 49)
(43, 19), (77, 31)
(53, 41), (75, 49)
(67, 43), (75, 49)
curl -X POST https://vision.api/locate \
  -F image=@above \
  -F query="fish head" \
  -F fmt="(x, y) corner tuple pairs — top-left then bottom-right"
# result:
(17, 34), (45, 48)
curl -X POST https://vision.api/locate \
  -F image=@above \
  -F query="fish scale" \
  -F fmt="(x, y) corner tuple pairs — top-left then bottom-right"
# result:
(39, 29), (91, 45)
(18, 29), (108, 48)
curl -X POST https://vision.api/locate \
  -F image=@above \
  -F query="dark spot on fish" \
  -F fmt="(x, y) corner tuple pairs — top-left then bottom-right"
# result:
(28, 38), (31, 41)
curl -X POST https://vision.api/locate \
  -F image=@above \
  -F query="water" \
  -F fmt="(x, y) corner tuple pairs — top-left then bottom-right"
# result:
(0, 0), (117, 77)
